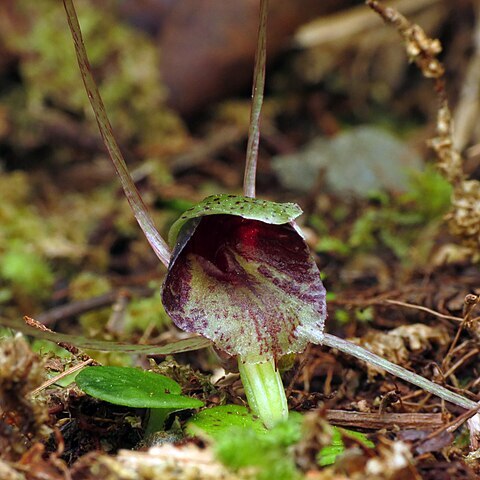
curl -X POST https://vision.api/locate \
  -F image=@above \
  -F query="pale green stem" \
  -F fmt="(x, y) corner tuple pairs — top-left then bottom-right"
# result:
(63, 0), (171, 267)
(238, 357), (288, 429)
(243, 0), (268, 198)
(144, 408), (171, 437)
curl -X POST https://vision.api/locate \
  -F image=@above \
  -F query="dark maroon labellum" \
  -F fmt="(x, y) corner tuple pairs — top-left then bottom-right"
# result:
(162, 214), (326, 362)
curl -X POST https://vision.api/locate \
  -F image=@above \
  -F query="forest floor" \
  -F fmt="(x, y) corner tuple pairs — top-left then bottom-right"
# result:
(1, 1), (480, 479)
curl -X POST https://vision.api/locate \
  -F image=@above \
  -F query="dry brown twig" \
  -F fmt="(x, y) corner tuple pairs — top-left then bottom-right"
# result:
(367, 0), (480, 256)
(325, 410), (444, 430)
(453, 2), (480, 152)
(29, 358), (94, 397)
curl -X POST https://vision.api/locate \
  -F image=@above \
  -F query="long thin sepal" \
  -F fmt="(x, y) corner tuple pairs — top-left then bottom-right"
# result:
(62, 0), (171, 267)
(322, 333), (478, 411)
(0, 316), (212, 354)
(243, 0), (268, 198)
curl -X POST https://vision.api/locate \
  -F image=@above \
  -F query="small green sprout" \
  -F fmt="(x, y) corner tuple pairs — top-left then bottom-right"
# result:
(76, 366), (203, 435)
(317, 427), (375, 467)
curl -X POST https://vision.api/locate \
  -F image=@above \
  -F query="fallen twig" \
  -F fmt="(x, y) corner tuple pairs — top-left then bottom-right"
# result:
(325, 410), (444, 430)
(29, 358), (94, 396)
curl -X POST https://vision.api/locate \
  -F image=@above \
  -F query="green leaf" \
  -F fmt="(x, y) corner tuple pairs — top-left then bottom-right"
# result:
(168, 194), (302, 246)
(187, 404), (303, 439)
(0, 317), (212, 354)
(317, 427), (375, 466)
(187, 405), (268, 438)
(76, 366), (204, 409)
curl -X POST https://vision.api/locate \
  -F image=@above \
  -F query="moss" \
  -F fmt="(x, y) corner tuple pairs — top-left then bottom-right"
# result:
(0, 169), (122, 310)
(125, 291), (171, 334)
(214, 416), (303, 480)
(0, 172), (54, 300)
(7, 0), (186, 155)
(346, 168), (451, 263)
(0, 248), (53, 296)
(70, 271), (112, 301)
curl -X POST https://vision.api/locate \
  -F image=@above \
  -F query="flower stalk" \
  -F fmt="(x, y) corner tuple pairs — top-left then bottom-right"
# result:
(238, 357), (288, 428)
(144, 408), (171, 437)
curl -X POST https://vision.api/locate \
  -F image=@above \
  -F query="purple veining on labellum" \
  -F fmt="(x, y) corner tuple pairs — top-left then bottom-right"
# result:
(162, 214), (326, 362)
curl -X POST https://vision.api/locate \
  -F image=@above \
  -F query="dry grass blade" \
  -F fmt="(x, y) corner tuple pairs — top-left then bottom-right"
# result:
(29, 359), (93, 396)
(384, 299), (462, 322)
(62, 0), (171, 267)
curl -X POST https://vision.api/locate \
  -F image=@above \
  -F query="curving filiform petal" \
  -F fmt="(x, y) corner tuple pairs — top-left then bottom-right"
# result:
(162, 213), (326, 362)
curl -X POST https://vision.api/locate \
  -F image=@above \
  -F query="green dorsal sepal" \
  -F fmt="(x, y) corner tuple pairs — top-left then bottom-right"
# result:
(168, 194), (302, 246)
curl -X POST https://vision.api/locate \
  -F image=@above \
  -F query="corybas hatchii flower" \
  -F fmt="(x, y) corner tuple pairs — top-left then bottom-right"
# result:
(162, 194), (327, 361)
(162, 194), (327, 427)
